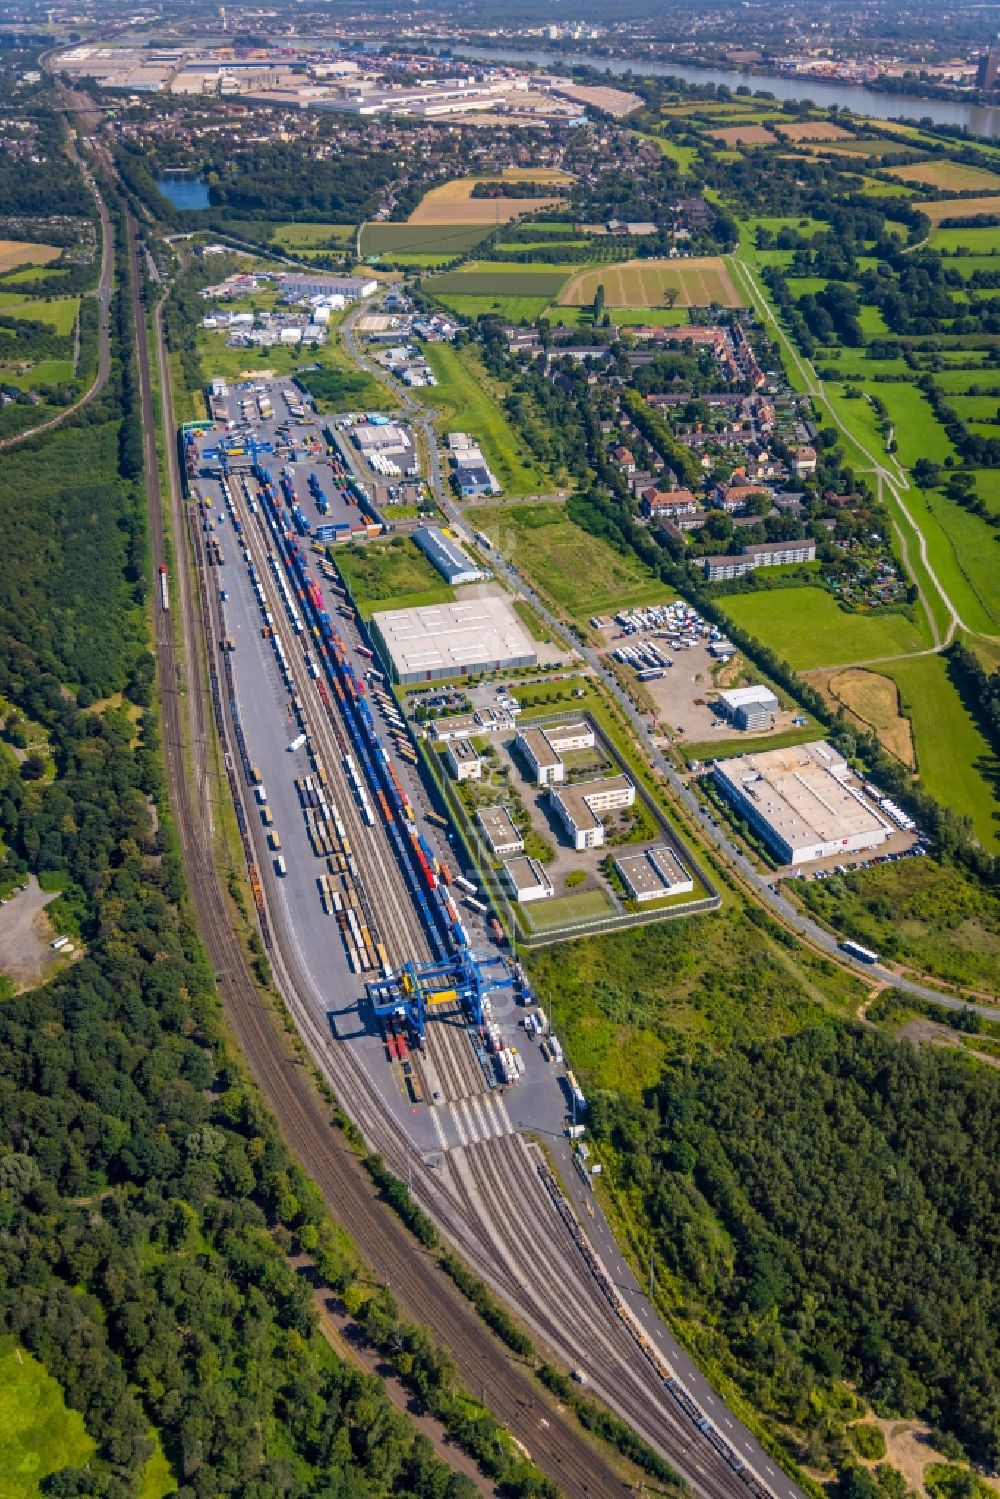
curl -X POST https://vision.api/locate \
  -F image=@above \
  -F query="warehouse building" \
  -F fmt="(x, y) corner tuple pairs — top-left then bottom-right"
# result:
(717, 685), (779, 731)
(503, 856), (554, 904)
(371, 594), (536, 684)
(616, 846), (694, 902)
(279, 273), (377, 301)
(550, 774), (635, 851)
(712, 740), (893, 865)
(478, 805), (524, 857)
(412, 526), (485, 586)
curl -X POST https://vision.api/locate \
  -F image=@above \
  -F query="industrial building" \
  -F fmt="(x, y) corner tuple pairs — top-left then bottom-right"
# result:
(478, 805), (524, 857)
(412, 526), (486, 587)
(717, 685), (779, 731)
(503, 856), (554, 903)
(279, 273), (377, 301)
(549, 774), (635, 851)
(445, 739), (482, 782)
(616, 847), (694, 902)
(516, 721), (595, 785)
(448, 432), (501, 497)
(371, 594), (537, 684)
(712, 740), (893, 866)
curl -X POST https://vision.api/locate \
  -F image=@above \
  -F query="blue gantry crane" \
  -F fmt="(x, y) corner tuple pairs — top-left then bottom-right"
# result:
(366, 950), (513, 1045)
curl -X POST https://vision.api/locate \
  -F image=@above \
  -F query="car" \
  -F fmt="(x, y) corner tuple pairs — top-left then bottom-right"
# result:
(432, 1089), (442, 1103)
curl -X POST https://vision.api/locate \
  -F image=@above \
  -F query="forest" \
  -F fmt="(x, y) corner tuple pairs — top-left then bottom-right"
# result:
(588, 1026), (1000, 1474)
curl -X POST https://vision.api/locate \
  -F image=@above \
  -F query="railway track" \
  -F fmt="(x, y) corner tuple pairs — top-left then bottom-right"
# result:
(139, 243), (640, 1497)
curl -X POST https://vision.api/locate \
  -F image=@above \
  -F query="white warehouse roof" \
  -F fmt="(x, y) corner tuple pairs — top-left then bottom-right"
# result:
(372, 591), (537, 683)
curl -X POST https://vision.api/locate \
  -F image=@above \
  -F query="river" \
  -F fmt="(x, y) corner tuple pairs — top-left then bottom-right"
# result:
(449, 43), (1000, 138)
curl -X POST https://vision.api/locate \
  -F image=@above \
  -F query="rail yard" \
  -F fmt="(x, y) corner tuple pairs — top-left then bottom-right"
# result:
(177, 373), (804, 1499)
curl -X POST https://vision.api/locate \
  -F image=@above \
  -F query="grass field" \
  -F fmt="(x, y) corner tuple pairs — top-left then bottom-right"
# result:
(475, 503), (668, 620)
(558, 257), (743, 308)
(918, 194), (1000, 223)
(931, 367), (1000, 392)
(883, 654), (999, 850)
(930, 223), (1000, 253)
(776, 120), (854, 142)
(0, 295), (79, 334)
(409, 174), (570, 226)
(946, 394), (1000, 422)
(0, 264), (68, 285)
(420, 342), (548, 496)
(271, 222), (354, 248)
(719, 587), (928, 669)
(524, 889), (616, 932)
(0, 359), (75, 389)
(857, 177), (919, 198)
(870, 382), (958, 466)
(430, 267), (569, 298)
(0, 240), (61, 273)
(360, 221), (491, 258)
(0, 1341), (95, 1497)
(893, 485), (1000, 636)
(640, 133), (700, 171)
(890, 160), (1000, 192)
(335, 538), (454, 619)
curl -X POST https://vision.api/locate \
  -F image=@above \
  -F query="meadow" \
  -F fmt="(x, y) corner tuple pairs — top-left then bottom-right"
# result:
(719, 587), (928, 669)
(929, 223), (1000, 253)
(421, 342), (548, 496)
(0, 1341), (95, 1497)
(335, 538), (454, 618)
(434, 292), (553, 323)
(0, 295), (79, 335)
(883, 654), (999, 849)
(474, 503), (668, 620)
(271, 222), (354, 248)
(559, 258), (743, 308)
(430, 267), (569, 298)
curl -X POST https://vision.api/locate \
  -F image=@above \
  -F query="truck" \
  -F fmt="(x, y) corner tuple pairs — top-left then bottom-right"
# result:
(287, 732), (307, 753)
(274, 854), (287, 877)
(566, 1124), (586, 1140)
(255, 784), (268, 805)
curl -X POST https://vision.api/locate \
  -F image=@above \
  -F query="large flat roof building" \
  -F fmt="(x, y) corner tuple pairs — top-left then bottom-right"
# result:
(712, 740), (893, 866)
(616, 846), (694, 902)
(279, 273), (377, 301)
(372, 593), (536, 684)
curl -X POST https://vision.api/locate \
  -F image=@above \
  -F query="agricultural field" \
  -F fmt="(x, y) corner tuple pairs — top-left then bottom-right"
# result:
(708, 124), (776, 147)
(429, 266), (569, 299)
(719, 587), (929, 670)
(919, 195), (1000, 223)
(474, 503), (667, 620)
(359, 221), (490, 258)
(800, 139), (919, 159)
(408, 172), (571, 226)
(882, 654), (999, 850)
(0, 240), (60, 273)
(774, 120), (854, 142)
(434, 292), (554, 323)
(271, 222), (354, 249)
(421, 342), (548, 497)
(559, 257), (743, 308)
(334, 537), (454, 619)
(889, 160), (1000, 192)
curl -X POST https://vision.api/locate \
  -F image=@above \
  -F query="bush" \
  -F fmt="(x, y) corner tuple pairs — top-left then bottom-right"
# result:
(850, 1425), (887, 1461)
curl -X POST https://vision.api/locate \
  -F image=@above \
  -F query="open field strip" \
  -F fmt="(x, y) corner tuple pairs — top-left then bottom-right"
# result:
(929, 223), (1000, 252)
(774, 120), (854, 141)
(559, 257), (742, 308)
(822, 667), (915, 764)
(0, 240), (60, 273)
(408, 173), (570, 225)
(708, 124), (777, 146)
(918, 194), (1000, 222)
(420, 342), (548, 497)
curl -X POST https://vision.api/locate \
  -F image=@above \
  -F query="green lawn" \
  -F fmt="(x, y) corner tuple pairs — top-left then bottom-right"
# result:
(476, 502), (669, 620)
(872, 384), (958, 467)
(972, 467), (1000, 516)
(639, 132), (700, 171)
(272, 221), (355, 247)
(335, 538), (455, 619)
(894, 486), (1000, 636)
(0, 359), (75, 389)
(524, 889), (616, 931)
(719, 587), (928, 669)
(684, 724), (822, 761)
(0, 265), (69, 285)
(882, 654), (999, 849)
(930, 224), (1000, 253)
(361, 222), (491, 257)
(420, 342), (548, 496)
(0, 1341), (95, 1498)
(932, 367), (1000, 393)
(947, 394), (1000, 423)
